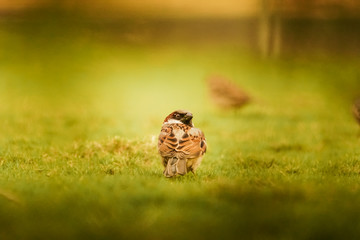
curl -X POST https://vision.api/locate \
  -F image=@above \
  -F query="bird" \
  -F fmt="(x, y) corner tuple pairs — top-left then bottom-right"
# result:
(353, 98), (360, 125)
(207, 75), (250, 109)
(158, 110), (207, 178)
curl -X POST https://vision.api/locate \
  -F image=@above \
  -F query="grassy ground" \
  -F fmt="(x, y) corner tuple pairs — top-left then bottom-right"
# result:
(1, 17), (360, 239)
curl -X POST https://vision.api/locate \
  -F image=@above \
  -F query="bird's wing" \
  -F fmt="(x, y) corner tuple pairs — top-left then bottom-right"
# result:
(158, 124), (179, 158)
(158, 124), (206, 159)
(176, 127), (207, 159)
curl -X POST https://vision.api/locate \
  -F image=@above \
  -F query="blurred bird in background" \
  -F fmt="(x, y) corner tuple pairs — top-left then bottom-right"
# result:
(207, 75), (251, 109)
(352, 98), (360, 125)
(158, 110), (207, 178)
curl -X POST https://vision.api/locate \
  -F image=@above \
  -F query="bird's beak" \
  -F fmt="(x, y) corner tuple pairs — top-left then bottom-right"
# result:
(183, 112), (193, 121)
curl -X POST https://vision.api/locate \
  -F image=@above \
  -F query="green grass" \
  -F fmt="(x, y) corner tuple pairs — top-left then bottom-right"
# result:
(1, 18), (360, 240)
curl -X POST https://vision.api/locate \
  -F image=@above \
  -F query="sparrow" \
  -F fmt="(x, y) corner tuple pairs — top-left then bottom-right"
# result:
(207, 75), (250, 109)
(158, 110), (207, 177)
(353, 98), (360, 125)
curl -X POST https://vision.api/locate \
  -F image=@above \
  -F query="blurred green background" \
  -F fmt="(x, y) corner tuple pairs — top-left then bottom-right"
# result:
(1, 0), (360, 239)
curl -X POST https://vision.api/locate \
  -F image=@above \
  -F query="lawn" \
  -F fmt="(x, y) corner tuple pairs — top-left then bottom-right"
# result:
(1, 16), (360, 239)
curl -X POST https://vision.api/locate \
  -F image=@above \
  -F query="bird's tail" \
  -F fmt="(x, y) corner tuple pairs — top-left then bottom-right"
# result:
(164, 157), (187, 177)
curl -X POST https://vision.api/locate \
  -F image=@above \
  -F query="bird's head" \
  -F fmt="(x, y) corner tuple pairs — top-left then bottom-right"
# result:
(163, 110), (194, 127)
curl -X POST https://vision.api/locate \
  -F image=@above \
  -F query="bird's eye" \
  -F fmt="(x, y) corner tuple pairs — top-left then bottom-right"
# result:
(174, 113), (180, 118)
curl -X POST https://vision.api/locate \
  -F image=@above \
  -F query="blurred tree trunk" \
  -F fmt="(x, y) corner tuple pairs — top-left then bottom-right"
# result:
(259, 0), (270, 58)
(273, 4), (282, 58)
(258, 0), (282, 58)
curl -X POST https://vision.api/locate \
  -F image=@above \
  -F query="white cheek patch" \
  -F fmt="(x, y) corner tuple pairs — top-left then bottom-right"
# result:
(165, 119), (183, 124)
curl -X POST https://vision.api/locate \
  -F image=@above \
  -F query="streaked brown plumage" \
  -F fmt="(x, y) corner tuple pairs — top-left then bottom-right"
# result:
(207, 75), (250, 109)
(158, 110), (207, 177)
(353, 98), (360, 124)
